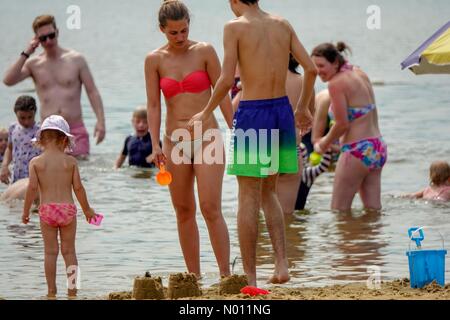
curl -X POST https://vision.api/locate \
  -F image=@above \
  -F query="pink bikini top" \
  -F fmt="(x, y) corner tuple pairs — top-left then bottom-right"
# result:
(160, 70), (211, 99)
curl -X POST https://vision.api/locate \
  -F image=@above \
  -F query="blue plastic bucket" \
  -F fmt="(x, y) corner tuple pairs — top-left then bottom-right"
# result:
(406, 249), (447, 288)
(406, 227), (447, 288)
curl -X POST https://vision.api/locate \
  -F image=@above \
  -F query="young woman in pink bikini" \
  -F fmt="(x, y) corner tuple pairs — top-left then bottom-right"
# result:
(311, 42), (387, 212)
(145, 0), (233, 278)
(22, 115), (97, 298)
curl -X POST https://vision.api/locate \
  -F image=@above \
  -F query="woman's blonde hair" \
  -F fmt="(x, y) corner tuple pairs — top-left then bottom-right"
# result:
(430, 161), (450, 186)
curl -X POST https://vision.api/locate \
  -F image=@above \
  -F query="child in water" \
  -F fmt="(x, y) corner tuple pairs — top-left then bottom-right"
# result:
(406, 160), (450, 201)
(114, 105), (158, 169)
(22, 115), (97, 298)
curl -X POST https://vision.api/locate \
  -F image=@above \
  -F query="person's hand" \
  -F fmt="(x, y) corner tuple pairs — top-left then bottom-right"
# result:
(150, 144), (167, 168)
(22, 212), (30, 224)
(314, 139), (327, 155)
(187, 111), (208, 133)
(24, 37), (40, 56)
(145, 154), (155, 165)
(0, 166), (10, 184)
(295, 108), (313, 137)
(94, 121), (106, 145)
(84, 208), (96, 223)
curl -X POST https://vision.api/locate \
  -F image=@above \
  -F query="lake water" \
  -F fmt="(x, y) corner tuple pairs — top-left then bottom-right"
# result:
(0, 0), (449, 299)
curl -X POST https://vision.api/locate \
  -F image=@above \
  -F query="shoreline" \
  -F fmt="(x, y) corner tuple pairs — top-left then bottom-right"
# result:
(108, 279), (450, 300)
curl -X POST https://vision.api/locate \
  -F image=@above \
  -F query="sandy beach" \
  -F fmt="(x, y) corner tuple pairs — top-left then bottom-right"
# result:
(108, 278), (450, 300)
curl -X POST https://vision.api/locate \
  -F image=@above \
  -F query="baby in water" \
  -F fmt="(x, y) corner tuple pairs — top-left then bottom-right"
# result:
(405, 160), (450, 201)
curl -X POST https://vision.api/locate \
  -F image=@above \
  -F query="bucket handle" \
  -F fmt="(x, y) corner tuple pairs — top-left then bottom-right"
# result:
(408, 226), (445, 252)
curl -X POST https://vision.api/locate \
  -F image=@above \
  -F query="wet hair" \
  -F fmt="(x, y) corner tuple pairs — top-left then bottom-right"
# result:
(288, 54), (301, 75)
(38, 129), (69, 150)
(239, 0), (259, 4)
(14, 95), (37, 114)
(311, 42), (352, 70)
(32, 15), (57, 33)
(429, 161), (450, 186)
(132, 105), (147, 120)
(158, 0), (190, 27)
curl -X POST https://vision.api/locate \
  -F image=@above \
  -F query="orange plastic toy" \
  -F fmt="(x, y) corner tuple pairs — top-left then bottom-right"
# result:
(156, 164), (172, 186)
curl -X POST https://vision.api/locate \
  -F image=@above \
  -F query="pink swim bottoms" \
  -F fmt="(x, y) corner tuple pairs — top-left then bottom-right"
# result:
(69, 121), (90, 157)
(39, 203), (77, 228)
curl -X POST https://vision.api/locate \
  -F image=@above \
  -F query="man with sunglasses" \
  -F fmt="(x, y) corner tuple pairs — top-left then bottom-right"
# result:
(3, 15), (105, 159)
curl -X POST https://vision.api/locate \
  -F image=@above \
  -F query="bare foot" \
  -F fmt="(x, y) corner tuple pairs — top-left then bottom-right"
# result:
(267, 271), (290, 284)
(46, 293), (57, 300)
(68, 288), (77, 298)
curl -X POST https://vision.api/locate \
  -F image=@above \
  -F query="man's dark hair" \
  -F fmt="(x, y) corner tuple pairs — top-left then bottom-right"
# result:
(239, 0), (259, 5)
(14, 95), (37, 113)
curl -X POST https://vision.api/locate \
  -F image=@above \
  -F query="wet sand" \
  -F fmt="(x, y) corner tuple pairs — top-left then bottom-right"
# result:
(108, 279), (450, 300)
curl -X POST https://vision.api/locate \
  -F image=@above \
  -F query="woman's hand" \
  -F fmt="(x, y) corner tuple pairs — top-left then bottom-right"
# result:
(150, 144), (167, 168)
(187, 111), (209, 133)
(22, 212), (30, 224)
(314, 138), (328, 155)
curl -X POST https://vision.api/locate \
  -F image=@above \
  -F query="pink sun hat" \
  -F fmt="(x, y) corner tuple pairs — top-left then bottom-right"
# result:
(34, 115), (76, 150)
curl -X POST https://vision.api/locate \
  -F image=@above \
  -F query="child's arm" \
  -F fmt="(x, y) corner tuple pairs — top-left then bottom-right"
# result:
(114, 137), (130, 169)
(114, 154), (126, 169)
(72, 161), (95, 221)
(402, 190), (424, 199)
(0, 143), (13, 184)
(22, 159), (38, 224)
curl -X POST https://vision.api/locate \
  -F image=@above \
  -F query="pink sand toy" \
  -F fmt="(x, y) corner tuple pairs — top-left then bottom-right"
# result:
(89, 213), (104, 226)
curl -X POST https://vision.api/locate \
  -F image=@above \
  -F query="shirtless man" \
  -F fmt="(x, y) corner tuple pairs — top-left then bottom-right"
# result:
(3, 15), (105, 158)
(188, 0), (317, 286)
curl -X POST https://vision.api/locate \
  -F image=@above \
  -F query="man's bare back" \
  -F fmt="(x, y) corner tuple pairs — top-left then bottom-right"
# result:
(229, 11), (292, 100)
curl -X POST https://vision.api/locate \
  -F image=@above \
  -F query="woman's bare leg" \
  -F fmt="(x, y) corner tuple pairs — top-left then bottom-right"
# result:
(331, 153), (368, 212)
(359, 169), (382, 210)
(194, 144), (230, 277)
(165, 138), (199, 276)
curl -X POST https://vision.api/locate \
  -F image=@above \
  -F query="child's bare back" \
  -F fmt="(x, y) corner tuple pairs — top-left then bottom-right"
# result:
(31, 151), (78, 205)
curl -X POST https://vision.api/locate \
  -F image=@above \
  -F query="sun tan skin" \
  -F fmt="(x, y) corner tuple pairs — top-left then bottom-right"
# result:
(188, 0), (317, 286)
(22, 134), (95, 298)
(145, 18), (233, 278)
(3, 24), (106, 149)
(312, 55), (382, 212)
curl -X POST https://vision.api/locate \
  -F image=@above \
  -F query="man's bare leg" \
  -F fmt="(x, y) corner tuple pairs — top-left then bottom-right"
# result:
(237, 176), (261, 286)
(261, 175), (290, 284)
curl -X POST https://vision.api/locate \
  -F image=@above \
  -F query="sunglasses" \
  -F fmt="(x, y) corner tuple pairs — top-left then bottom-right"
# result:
(38, 32), (56, 42)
